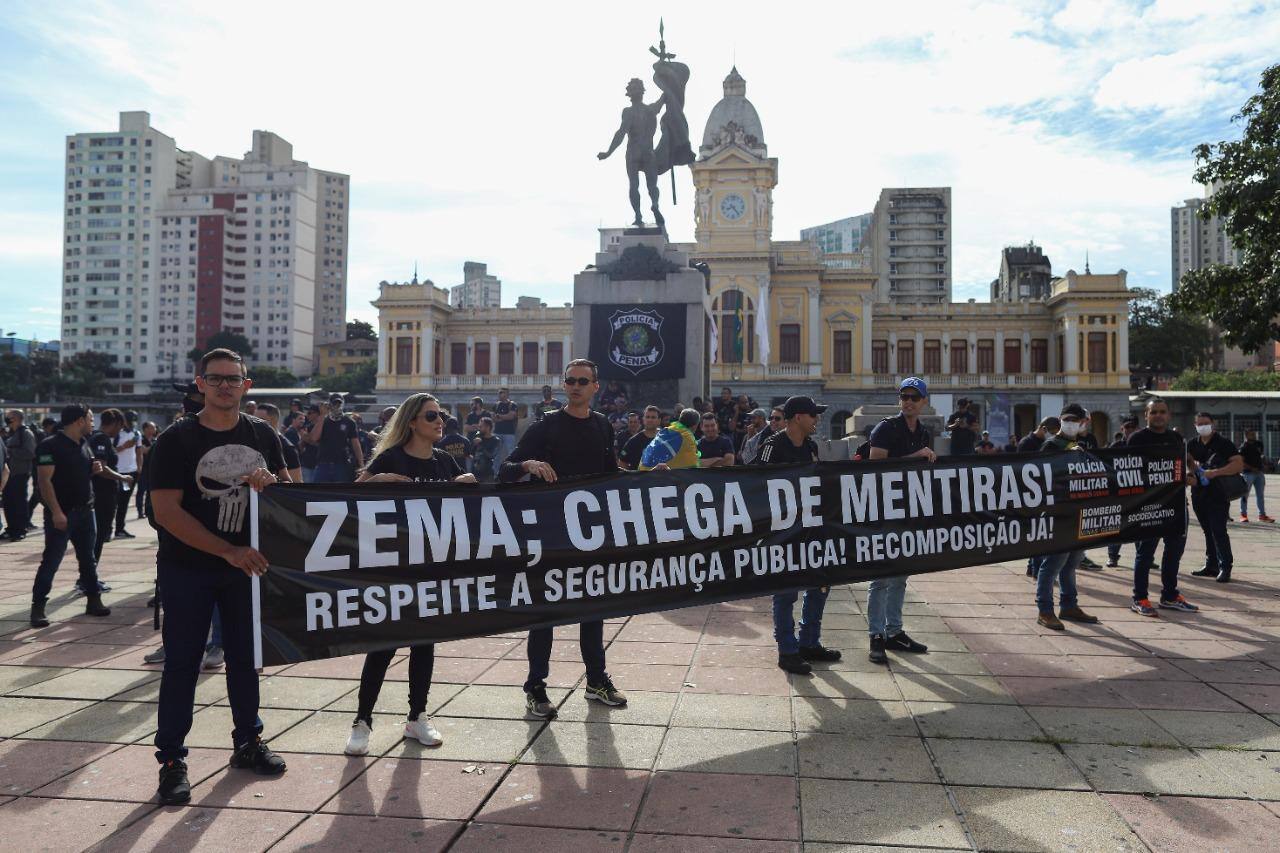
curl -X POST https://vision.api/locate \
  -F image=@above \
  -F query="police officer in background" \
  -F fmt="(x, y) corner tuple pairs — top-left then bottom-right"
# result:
(1187, 411), (1243, 583)
(88, 409), (134, 567)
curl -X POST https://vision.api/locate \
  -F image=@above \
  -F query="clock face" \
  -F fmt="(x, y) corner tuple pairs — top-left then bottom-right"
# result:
(720, 193), (746, 221)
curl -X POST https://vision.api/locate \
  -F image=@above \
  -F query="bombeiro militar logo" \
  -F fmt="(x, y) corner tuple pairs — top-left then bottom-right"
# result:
(607, 308), (665, 376)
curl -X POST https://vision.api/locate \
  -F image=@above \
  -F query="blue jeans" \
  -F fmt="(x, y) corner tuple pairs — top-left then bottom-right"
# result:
(301, 467), (317, 484)
(313, 462), (352, 484)
(1133, 532), (1186, 602)
(33, 505), (100, 601)
(209, 604), (223, 648)
(1241, 471), (1266, 516)
(1106, 542), (1122, 564)
(773, 588), (828, 654)
(496, 433), (516, 466)
(1036, 550), (1082, 614)
(867, 575), (907, 637)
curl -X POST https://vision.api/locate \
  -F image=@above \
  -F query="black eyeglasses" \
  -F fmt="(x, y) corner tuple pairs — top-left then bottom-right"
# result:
(202, 374), (245, 387)
(564, 377), (593, 386)
(769, 415), (784, 422)
(420, 410), (441, 422)
(899, 393), (923, 402)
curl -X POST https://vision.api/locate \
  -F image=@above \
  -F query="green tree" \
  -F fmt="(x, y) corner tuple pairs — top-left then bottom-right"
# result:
(246, 365), (302, 388)
(346, 319), (377, 341)
(317, 360), (377, 394)
(187, 330), (255, 366)
(1128, 287), (1215, 374)
(1170, 369), (1280, 392)
(57, 351), (114, 397)
(1169, 63), (1280, 353)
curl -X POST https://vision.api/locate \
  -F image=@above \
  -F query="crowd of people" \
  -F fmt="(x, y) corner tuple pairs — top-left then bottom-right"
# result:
(0, 347), (1266, 806)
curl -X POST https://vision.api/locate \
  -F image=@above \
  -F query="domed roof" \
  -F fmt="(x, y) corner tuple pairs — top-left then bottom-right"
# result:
(700, 67), (766, 157)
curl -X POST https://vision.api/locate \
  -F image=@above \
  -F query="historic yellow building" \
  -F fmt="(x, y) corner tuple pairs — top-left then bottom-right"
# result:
(316, 337), (377, 376)
(374, 65), (1133, 439)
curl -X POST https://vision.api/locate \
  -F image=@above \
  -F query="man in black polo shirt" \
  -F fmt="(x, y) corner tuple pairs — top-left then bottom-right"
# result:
(619, 405), (661, 471)
(1238, 429), (1271, 522)
(500, 358), (627, 716)
(493, 387), (519, 466)
(88, 409), (134, 565)
(696, 412), (735, 467)
(1186, 411), (1243, 583)
(866, 377), (935, 664)
(1103, 416), (1141, 568)
(1127, 399), (1198, 616)
(759, 395), (841, 675)
(305, 394), (363, 483)
(947, 398), (977, 455)
(30, 404), (112, 627)
(1017, 417), (1058, 454)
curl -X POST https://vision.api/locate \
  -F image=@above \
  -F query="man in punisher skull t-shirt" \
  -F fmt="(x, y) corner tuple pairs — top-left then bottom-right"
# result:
(147, 348), (290, 806)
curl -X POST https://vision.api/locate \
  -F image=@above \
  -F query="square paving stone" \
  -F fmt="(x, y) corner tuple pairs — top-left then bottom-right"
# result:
(0, 696), (93, 737)
(452, 822), (625, 852)
(0, 738), (121, 795)
(893, 673), (1014, 704)
(1026, 706), (1180, 746)
(1196, 749), (1280, 800)
(554, 689), (679, 726)
(952, 786), (1144, 852)
(996, 675), (1130, 707)
(792, 697), (916, 737)
(0, 664), (75, 694)
(0, 795), (150, 851)
(888, 651), (990, 676)
(108, 671), (228, 705)
(434, 684), (568, 720)
(387, 716), (544, 763)
(633, 835), (799, 852)
(790, 671), (900, 700)
(22, 699), (158, 744)
(94, 804), (305, 852)
(34, 743), (228, 802)
(476, 764), (647, 830)
(1213, 682), (1280, 714)
(1106, 793), (1280, 853)
(1111, 678), (1249, 712)
(524, 720), (665, 769)
(797, 733), (938, 783)
(685, 665), (792, 696)
(273, 814), (461, 852)
(1172, 658), (1280, 684)
(673, 693), (792, 731)
(1062, 743), (1243, 796)
(13, 668), (158, 700)
(1146, 709), (1280, 750)
(192, 751), (371, 811)
(214, 675), (356, 710)
(658, 727), (796, 776)
(324, 681), (464, 717)
(187, 705), (313, 750)
(909, 701), (1045, 741)
(321, 757), (499, 819)
(638, 771), (800, 840)
(799, 779), (967, 848)
(605, 640), (697, 666)
(928, 737), (1089, 789)
(470, 658), (581, 688)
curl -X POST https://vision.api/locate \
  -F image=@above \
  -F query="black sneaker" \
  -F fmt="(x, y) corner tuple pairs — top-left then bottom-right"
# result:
(884, 631), (928, 653)
(525, 686), (558, 718)
(799, 644), (842, 662)
(157, 759), (191, 805)
(868, 635), (888, 665)
(584, 678), (628, 706)
(229, 738), (287, 775)
(1190, 566), (1218, 578)
(777, 653), (812, 675)
(1215, 570), (1232, 584)
(115, 529), (136, 539)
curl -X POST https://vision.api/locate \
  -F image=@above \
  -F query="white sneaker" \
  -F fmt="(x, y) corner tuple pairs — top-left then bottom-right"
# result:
(344, 720), (372, 756)
(404, 717), (443, 747)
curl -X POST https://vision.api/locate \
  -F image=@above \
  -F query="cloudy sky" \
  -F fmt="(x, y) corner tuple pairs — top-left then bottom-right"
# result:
(1, 0), (1274, 342)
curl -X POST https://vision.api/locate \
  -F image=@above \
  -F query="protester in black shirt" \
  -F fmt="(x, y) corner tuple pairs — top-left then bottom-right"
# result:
(1103, 416), (1141, 567)
(256, 404), (302, 483)
(696, 412), (735, 467)
(471, 417), (502, 482)
(293, 404), (320, 483)
(500, 358), (626, 716)
(149, 348), (290, 805)
(533, 385), (563, 422)
(758, 395), (840, 675)
(3, 409), (37, 541)
(1017, 417), (1059, 454)
(1126, 399), (1198, 615)
(615, 411), (642, 455)
(306, 394), (363, 483)
(946, 399), (977, 455)
(464, 397), (491, 440)
(281, 398), (304, 431)
(437, 417), (472, 473)
(30, 404), (112, 627)
(88, 409), (134, 566)
(341, 393), (477, 757)
(1186, 411), (1243, 583)
(619, 406), (662, 470)
(135, 421), (158, 520)
(1237, 429), (1271, 522)
(866, 378), (936, 664)
(493, 387), (519, 465)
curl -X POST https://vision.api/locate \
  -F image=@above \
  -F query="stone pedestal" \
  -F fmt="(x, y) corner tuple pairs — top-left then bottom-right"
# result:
(573, 229), (708, 409)
(844, 404), (943, 448)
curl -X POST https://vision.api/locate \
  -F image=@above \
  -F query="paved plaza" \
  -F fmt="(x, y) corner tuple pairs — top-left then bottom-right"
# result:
(1, 503), (1279, 852)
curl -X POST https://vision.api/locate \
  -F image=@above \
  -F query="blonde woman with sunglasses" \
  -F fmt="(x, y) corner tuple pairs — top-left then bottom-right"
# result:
(344, 393), (476, 755)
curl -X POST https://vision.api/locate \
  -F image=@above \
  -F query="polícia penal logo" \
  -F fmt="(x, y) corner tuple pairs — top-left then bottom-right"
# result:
(608, 308), (665, 375)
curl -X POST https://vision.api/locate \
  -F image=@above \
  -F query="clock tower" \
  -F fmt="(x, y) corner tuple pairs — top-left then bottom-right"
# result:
(693, 67), (778, 256)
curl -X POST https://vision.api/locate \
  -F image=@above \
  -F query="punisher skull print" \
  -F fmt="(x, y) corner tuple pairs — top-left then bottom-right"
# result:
(195, 444), (267, 533)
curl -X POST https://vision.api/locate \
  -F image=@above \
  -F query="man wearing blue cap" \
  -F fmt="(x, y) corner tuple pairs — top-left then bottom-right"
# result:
(865, 377), (936, 664)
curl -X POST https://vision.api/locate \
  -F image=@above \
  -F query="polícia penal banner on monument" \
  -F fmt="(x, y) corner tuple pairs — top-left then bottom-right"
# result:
(587, 303), (687, 380)
(250, 446), (1186, 666)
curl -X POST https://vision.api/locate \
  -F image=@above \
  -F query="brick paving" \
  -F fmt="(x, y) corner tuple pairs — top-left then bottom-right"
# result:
(1, 502), (1278, 851)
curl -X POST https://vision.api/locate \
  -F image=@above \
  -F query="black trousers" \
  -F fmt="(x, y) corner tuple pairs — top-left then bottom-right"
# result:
(1191, 489), (1233, 572)
(92, 481), (118, 564)
(2, 472), (30, 537)
(356, 645), (434, 724)
(114, 479), (134, 532)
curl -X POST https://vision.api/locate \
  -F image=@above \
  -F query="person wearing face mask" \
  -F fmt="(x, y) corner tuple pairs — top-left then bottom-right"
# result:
(1034, 404), (1100, 631)
(1186, 411), (1244, 583)
(306, 394), (364, 483)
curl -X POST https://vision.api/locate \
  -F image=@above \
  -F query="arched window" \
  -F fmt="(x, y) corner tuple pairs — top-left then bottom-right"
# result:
(712, 289), (755, 364)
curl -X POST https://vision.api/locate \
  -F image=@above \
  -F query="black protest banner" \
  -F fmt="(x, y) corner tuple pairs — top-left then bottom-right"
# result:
(586, 303), (687, 380)
(251, 446), (1187, 666)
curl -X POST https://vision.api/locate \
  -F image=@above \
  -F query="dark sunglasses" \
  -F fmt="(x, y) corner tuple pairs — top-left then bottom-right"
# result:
(769, 415), (784, 422)
(564, 377), (593, 386)
(899, 393), (923, 402)
(419, 410), (442, 422)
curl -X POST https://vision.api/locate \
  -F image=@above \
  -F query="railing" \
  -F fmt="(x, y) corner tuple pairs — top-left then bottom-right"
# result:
(864, 373), (1070, 388)
(378, 373), (561, 392)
